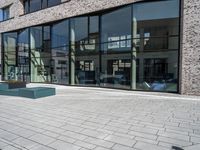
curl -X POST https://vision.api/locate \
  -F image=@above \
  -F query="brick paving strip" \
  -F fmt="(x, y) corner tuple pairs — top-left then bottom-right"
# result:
(0, 84), (200, 150)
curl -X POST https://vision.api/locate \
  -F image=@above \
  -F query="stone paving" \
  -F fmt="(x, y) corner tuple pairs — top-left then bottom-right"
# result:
(0, 84), (200, 150)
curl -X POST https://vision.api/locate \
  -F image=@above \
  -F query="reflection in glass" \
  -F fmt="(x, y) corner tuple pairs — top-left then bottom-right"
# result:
(52, 20), (69, 51)
(51, 20), (69, 84)
(3, 32), (17, 80)
(48, 0), (61, 7)
(30, 0), (41, 13)
(71, 16), (100, 86)
(24, 0), (29, 14)
(2, 0), (180, 93)
(30, 26), (43, 50)
(30, 26), (51, 82)
(100, 54), (131, 89)
(100, 7), (132, 89)
(3, 7), (10, 20)
(17, 29), (30, 82)
(101, 6), (132, 52)
(43, 26), (51, 52)
(70, 17), (89, 53)
(42, 0), (48, 9)
(75, 60), (97, 85)
(132, 0), (180, 92)
(0, 9), (3, 21)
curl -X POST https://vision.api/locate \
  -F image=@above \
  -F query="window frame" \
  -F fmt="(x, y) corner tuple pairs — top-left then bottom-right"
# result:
(0, 5), (11, 22)
(24, 0), (62, 14)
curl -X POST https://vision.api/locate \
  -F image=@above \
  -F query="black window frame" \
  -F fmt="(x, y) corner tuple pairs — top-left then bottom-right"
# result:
(0, 5), (11, 22)
(24, 0), (62, 14)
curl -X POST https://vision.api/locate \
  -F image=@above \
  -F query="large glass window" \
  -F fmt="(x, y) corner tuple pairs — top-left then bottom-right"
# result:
(30, 26), (51, 82)
(101, 6), (132, 52)
(101, 6), (132, 89)
(70, 16), (100, 86)
(17, 29), (30, 82)
(30, 26), (43, 50)
(51, 20), (69, 84)
(2, 0), (180, 93)
(3, 32), (17, 80)
(52, 20), (69, 51)
(71, 17), (88, 53)
(132, 0), (180, 92)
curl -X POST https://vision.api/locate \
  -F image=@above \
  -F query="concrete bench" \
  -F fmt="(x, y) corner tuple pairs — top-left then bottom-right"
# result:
(0, 89), (20, 96)
(19, 87), (56, 99)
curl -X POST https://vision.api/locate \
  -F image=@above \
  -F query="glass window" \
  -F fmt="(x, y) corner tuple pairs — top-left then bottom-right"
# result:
(0, 9), (3, 21)
(24, 0), (29, 14)
(101, 6), (132, 52)
(30, 26), (51, 51)
(30, 26), (43, 50)
(132, 0), (180, 92)
(43, 26), (51, 52)
(3, 6), (10, 20)
(71, 16), (100, 54)
(52, 20), (70, 85)
(30, 26), (51, 83)
(18, 29), (30, 82)
(24, 0), (61, 14)
(70, 16), (100, 86)
(18, 29), (29, 51)
(48, 0), (61, 7)
(70, 17), (89, 53)
(89, 16), (99, 34)
(72, 17), (88, 42)
(88, 16), (99, 52)
(133, 0), (180, 52)
(100, 7), (132, 89)
(43, 26), (50, 40)
(52, 20), (69, 51)
(42, 0), (48, 9)
(29, 0), (41, 13)
(3, 32), (18, 80)
(100, 55), (132, 89)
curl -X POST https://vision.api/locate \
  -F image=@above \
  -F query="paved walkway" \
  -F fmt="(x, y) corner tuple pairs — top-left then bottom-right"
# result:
(0, 84), (200, 150)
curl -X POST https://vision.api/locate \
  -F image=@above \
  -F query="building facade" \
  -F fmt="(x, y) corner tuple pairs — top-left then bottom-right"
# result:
(0, 0), (199, 95)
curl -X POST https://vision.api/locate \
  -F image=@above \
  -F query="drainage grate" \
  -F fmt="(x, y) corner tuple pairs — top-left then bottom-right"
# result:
(172, 146), (184, 150)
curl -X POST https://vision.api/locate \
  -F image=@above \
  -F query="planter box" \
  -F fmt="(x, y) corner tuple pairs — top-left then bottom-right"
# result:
(0, 83), (9, 91)
(6, 82), (26, 89)
(0, 89), (20, 96)
(19, 87), (56, 99)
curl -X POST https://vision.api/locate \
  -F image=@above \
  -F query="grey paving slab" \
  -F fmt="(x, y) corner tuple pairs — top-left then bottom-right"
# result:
(28, 133), (56, 145)
(112, 144), (136, 150)
(104, 135), (136, 147)
(2, 145), (22, 150)
(49, 140), (81, 150)
(0, 83), (200, 150)
(134, 141), (168, 150)
(12, 137), (38, 149)
(184, 144), (200, 150)
(0, 140), (8, 149)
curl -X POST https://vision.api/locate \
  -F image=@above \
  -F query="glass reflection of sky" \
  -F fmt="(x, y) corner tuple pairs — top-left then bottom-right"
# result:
(133, 0), (179, 20)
